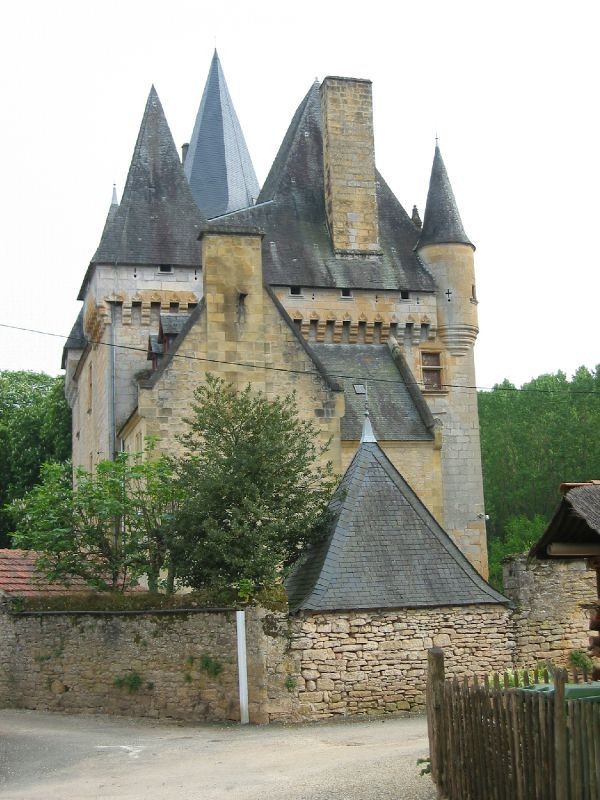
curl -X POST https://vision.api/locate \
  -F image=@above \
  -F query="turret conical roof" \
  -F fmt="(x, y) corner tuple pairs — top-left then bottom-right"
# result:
(89, 87), (205, 273)
(285, 437), (506, 611)
(417, 145), (473, 249)
(184, 50), (259, 218)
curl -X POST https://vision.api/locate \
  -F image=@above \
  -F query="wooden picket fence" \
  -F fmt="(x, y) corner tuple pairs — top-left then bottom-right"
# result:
(426, 648), (600, 800)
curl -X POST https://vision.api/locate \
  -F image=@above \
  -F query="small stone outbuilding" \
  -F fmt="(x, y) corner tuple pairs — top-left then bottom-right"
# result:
(282, 416), (512, 717)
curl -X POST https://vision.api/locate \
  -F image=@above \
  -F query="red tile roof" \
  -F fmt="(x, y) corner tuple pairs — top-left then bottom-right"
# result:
(0, 549), (90, 596)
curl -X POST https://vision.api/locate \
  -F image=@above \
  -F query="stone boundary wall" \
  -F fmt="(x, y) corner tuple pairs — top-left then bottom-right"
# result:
(283, 606), (514, 719)
(1, 560), (596, 724)
(503, 555), (597, 668)
(0, 605), (288, 723)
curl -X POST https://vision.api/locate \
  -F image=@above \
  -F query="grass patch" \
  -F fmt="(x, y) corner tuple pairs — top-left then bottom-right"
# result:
(114, 672), (143, 693)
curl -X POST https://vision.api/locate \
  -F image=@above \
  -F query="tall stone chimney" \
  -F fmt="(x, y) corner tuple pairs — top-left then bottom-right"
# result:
(320, 76), (380, 255)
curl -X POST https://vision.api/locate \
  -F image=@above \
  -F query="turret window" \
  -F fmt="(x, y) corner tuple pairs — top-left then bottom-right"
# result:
(421, 351), (443, 390)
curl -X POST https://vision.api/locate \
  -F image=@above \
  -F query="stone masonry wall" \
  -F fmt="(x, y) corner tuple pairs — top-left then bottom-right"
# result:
(2, 560), (595, 724)
(281, 606), (514, 720)
(0, 605), (288, 723)
(503, 555), (597, 668)
(321, 77), (379, 254)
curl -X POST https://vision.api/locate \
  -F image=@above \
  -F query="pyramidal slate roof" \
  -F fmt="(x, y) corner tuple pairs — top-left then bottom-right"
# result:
(184, 50), (259, 218)
(221, 83), (435, 292)
(285, 431), (507, 611)
(417, 145), (473, 249)
(85, 87), (205, 282)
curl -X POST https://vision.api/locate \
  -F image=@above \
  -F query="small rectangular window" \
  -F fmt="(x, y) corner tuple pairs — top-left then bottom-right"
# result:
(340, 288), (352, 299)
(289, 286), (302, 296)
(400, 289), (409, 300)
(158, 264), (173, 274)
(421, 351), (443, 390)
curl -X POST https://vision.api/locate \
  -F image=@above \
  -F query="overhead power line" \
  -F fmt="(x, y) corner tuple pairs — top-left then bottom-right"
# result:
(0, 321), (599, 396)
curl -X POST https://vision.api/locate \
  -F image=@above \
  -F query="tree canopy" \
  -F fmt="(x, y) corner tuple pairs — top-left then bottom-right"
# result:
(10, 449), (181, 592)
(0, 371), (71, 546)
(173, 376), (337, 593)
(479, 365), (600, 586)
(9, 376), (336, 595)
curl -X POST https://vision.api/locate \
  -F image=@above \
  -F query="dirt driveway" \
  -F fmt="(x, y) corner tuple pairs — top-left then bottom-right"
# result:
(0, 709), (436, 800)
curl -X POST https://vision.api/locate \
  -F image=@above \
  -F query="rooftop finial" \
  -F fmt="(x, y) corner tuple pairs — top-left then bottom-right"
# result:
(111, 184), (118, 206)
(360, 404), (377, 444)
(411, 204), (422, 230)
(435, 132), (439, 147)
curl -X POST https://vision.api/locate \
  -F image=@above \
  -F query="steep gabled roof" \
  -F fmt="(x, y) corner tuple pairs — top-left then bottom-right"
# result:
(85, 87), (205, 284)
(417, 145), (473, 249)
(184, 50), (259, 218)
(219, 83), (435, 292)
(286, 436), (507, 611)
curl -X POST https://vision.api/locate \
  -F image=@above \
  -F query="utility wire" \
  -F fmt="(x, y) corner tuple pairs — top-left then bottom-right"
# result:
(1, 321), (599, 396)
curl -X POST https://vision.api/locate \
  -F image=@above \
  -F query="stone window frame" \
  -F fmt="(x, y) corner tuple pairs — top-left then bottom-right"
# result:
(420, 349), (445, 392)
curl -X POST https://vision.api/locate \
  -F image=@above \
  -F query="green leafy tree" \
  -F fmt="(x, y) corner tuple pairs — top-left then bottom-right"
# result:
(9, 446), (182, 592)
(479, 366), (600, 541)
(0, 371), (71, 546)
(173, 375), (337, 592)
(487, 514), (547, 589)
(479, 365), (600, 587)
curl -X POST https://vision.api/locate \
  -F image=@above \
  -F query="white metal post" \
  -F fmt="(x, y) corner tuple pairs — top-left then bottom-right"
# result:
(236, 610), (249, 724)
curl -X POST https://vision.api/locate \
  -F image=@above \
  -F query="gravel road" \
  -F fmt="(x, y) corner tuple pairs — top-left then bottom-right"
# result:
(0, 709), (437, 800)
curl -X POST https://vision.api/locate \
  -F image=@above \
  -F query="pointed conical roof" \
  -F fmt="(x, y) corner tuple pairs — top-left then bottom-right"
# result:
(285, 439), (506, 611)
(417, 145), (473, 249)
(89, 87), (205, 272)
(184, 50), (259, 218)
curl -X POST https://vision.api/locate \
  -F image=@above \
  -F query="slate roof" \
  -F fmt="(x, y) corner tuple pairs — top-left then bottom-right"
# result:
(309, 343), (433, 441)
(79, 86), (205, 299)
(530, 482), (600, 558)
(0, 550), (90, 597)
(417, 145), (473, 249)
(159, 313), (190, 336)
(285, 438), (508, 611)
(184, 50), (260, 218)
(217, 83), (436, 292)
(61, 307), (87, 369)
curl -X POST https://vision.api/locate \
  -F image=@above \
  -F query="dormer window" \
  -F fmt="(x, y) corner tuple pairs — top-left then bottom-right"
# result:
(340, 288), (352, 299)
(158, 264), (173, 274)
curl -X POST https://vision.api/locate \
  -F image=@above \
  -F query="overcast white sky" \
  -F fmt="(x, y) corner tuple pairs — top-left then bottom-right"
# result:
(0, 0), (598, 389)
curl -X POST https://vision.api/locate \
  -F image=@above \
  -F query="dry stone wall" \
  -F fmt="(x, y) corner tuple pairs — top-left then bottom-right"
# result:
(284, 606), (514, 720)
(1, 560), (596, 724)
(0, 605), (287, 723)
(503, 555), (596, 668)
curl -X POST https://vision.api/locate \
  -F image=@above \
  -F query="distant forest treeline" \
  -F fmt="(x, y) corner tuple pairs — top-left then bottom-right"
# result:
(478, 365), (600, 586)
